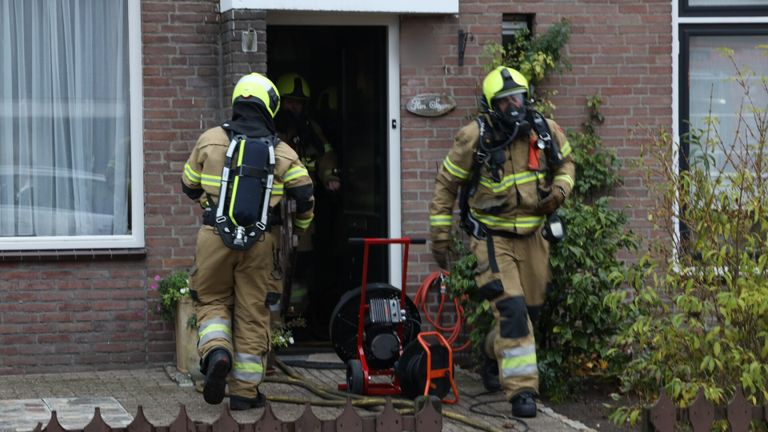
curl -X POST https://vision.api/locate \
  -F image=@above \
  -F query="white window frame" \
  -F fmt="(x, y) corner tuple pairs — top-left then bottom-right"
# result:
(0, 0), (144, 251)
(671, 0), (768, 256)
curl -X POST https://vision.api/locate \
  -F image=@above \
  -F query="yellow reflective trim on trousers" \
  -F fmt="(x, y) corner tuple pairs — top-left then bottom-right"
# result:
(501, 352), (537, 371)
(295, 216), (312, 229)
(430, 215), (452, 227)
(184, 164), (201, 182)
(284, 166), (309, 182)
(442, 157), (469, 180)
(554, 174), (574, 188)
(469, 210), (544, 229)
(199, 324), (232, 339)
(228, 139), (246, 224)
(478, 171), (544, 194)
(560, 140), (572, 157)
(234, 362), (265, 374)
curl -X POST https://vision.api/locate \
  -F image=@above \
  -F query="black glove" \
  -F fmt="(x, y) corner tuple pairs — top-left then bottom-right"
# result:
(537, 186), (566, 215)
(431, 239), (450, 269)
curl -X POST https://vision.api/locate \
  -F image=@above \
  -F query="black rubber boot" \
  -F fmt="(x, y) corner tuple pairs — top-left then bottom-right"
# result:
(230, 392), (266, 410)
(511, 391), (537, 418)
(481, 357), (501, 392)
(202, 349), (231, 405)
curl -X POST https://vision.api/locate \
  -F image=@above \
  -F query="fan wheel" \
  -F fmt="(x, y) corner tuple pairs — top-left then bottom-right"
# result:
(329, 283), (421, 370)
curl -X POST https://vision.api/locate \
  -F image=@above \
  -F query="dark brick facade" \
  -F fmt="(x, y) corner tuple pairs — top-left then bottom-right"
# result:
(400, 0), (673, 284)
(0, 0), (671, 373)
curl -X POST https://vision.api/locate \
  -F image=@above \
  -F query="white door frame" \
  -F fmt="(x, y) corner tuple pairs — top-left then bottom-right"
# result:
(266, 12), (403, 289)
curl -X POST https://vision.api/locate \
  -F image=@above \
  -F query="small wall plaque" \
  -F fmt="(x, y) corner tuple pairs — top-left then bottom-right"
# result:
(406, 94), (456, 117)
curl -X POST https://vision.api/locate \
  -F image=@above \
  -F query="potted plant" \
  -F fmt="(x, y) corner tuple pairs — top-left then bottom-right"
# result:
(154, 271), (199, 374)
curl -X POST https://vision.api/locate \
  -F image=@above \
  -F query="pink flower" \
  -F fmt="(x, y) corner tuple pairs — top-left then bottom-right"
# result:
(154, 274), (161, 281)
(150, 283), (158, 291)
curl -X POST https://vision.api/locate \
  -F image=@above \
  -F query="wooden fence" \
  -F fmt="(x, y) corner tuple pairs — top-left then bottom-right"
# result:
(644, 387), (768, 431)
(32, 399), (442, 432)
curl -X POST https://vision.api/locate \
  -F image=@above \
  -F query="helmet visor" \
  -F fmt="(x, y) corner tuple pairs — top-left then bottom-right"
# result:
(492, 88), (526, 103)
(492, 92), (526, 112)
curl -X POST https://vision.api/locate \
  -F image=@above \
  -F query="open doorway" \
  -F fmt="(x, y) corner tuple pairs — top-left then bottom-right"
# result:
(268, 25), (389, 342)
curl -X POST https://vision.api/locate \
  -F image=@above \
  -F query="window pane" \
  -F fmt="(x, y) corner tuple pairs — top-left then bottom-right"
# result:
(0, 0), (131, 237)
(687, 34), (768, 174)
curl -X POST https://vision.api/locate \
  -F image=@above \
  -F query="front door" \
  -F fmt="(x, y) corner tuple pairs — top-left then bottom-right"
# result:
(267, 25), (389, 339)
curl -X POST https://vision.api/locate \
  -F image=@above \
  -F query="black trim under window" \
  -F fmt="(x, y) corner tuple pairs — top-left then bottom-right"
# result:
(680, 0), (768, 17)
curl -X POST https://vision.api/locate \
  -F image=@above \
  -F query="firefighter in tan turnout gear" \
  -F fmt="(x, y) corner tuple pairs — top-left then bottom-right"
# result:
(429, 66), (575, 418)
(181, 73), (314, 410)
(274, 72), (341, 330)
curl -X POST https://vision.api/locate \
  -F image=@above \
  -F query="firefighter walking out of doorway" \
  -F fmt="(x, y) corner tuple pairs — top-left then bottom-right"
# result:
(429, 66), (575, 418)
(274, 72), (341, 329)
(181, 72), (314, 410)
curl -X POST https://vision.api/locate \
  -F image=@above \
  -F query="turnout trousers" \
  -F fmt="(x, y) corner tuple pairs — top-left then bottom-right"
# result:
(190, 226), (281, 399)
(471, 231), (550, 400)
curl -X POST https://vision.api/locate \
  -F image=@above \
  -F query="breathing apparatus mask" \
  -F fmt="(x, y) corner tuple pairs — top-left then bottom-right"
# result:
(481, 66), (532, 142)
(491, 92), (531, 140)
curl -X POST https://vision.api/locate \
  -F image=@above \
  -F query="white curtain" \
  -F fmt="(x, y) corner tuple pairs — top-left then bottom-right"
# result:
(688, 34), (768, 173)
(0, 0), (130, 237)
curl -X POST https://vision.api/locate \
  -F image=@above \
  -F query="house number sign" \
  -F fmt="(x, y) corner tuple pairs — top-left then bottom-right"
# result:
(406, 94), (456, 117)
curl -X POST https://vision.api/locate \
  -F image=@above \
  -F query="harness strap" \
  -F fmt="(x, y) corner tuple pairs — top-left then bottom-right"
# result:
(486, 235), (500, 274)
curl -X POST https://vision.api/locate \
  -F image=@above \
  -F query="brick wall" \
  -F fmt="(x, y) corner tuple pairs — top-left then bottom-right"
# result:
(142, 0), (223, 367)
(0, 0), (672, 373)
(400, 0), (673, 289)
(0, 262), (148, 374)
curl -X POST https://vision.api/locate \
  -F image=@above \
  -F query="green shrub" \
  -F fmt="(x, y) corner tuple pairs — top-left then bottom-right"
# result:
(607, 51), (768, 426)
(154, 270), (191, 324)
(538, 97), (637, 401)
(482, 19), (571, 117)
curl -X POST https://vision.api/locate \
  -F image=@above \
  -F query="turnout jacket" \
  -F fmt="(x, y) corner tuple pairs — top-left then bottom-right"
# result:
(278, 119), (339, 189)
(182, 126), (315, 232)
(429, 118), (575, 240)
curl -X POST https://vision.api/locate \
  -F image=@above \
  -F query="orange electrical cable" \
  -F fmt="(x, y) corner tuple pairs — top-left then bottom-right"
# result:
(413, 271), (471, 352)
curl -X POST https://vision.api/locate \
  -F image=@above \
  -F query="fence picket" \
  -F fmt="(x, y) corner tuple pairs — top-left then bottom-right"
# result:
(83, 407), (111, 432)
(727, 387), (751, 432)
(649, 392), (675, 432)
(45, 410), (67, 432)
(415, 397), (442, 432)
(295, 403), (321, 432)
(335, 399), (362, 432)
(126, 406), (153, 432)
(689, 389), (715, 432)
(255, 402), (282, 432)
(212, 406), (240, 432)
(376, 398), (403, 432)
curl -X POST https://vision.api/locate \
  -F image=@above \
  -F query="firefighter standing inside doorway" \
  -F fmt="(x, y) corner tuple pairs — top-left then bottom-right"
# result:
(181, 72), (314, 410)
(429, 66), (575, 418)
(274, 72), (341, 331)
